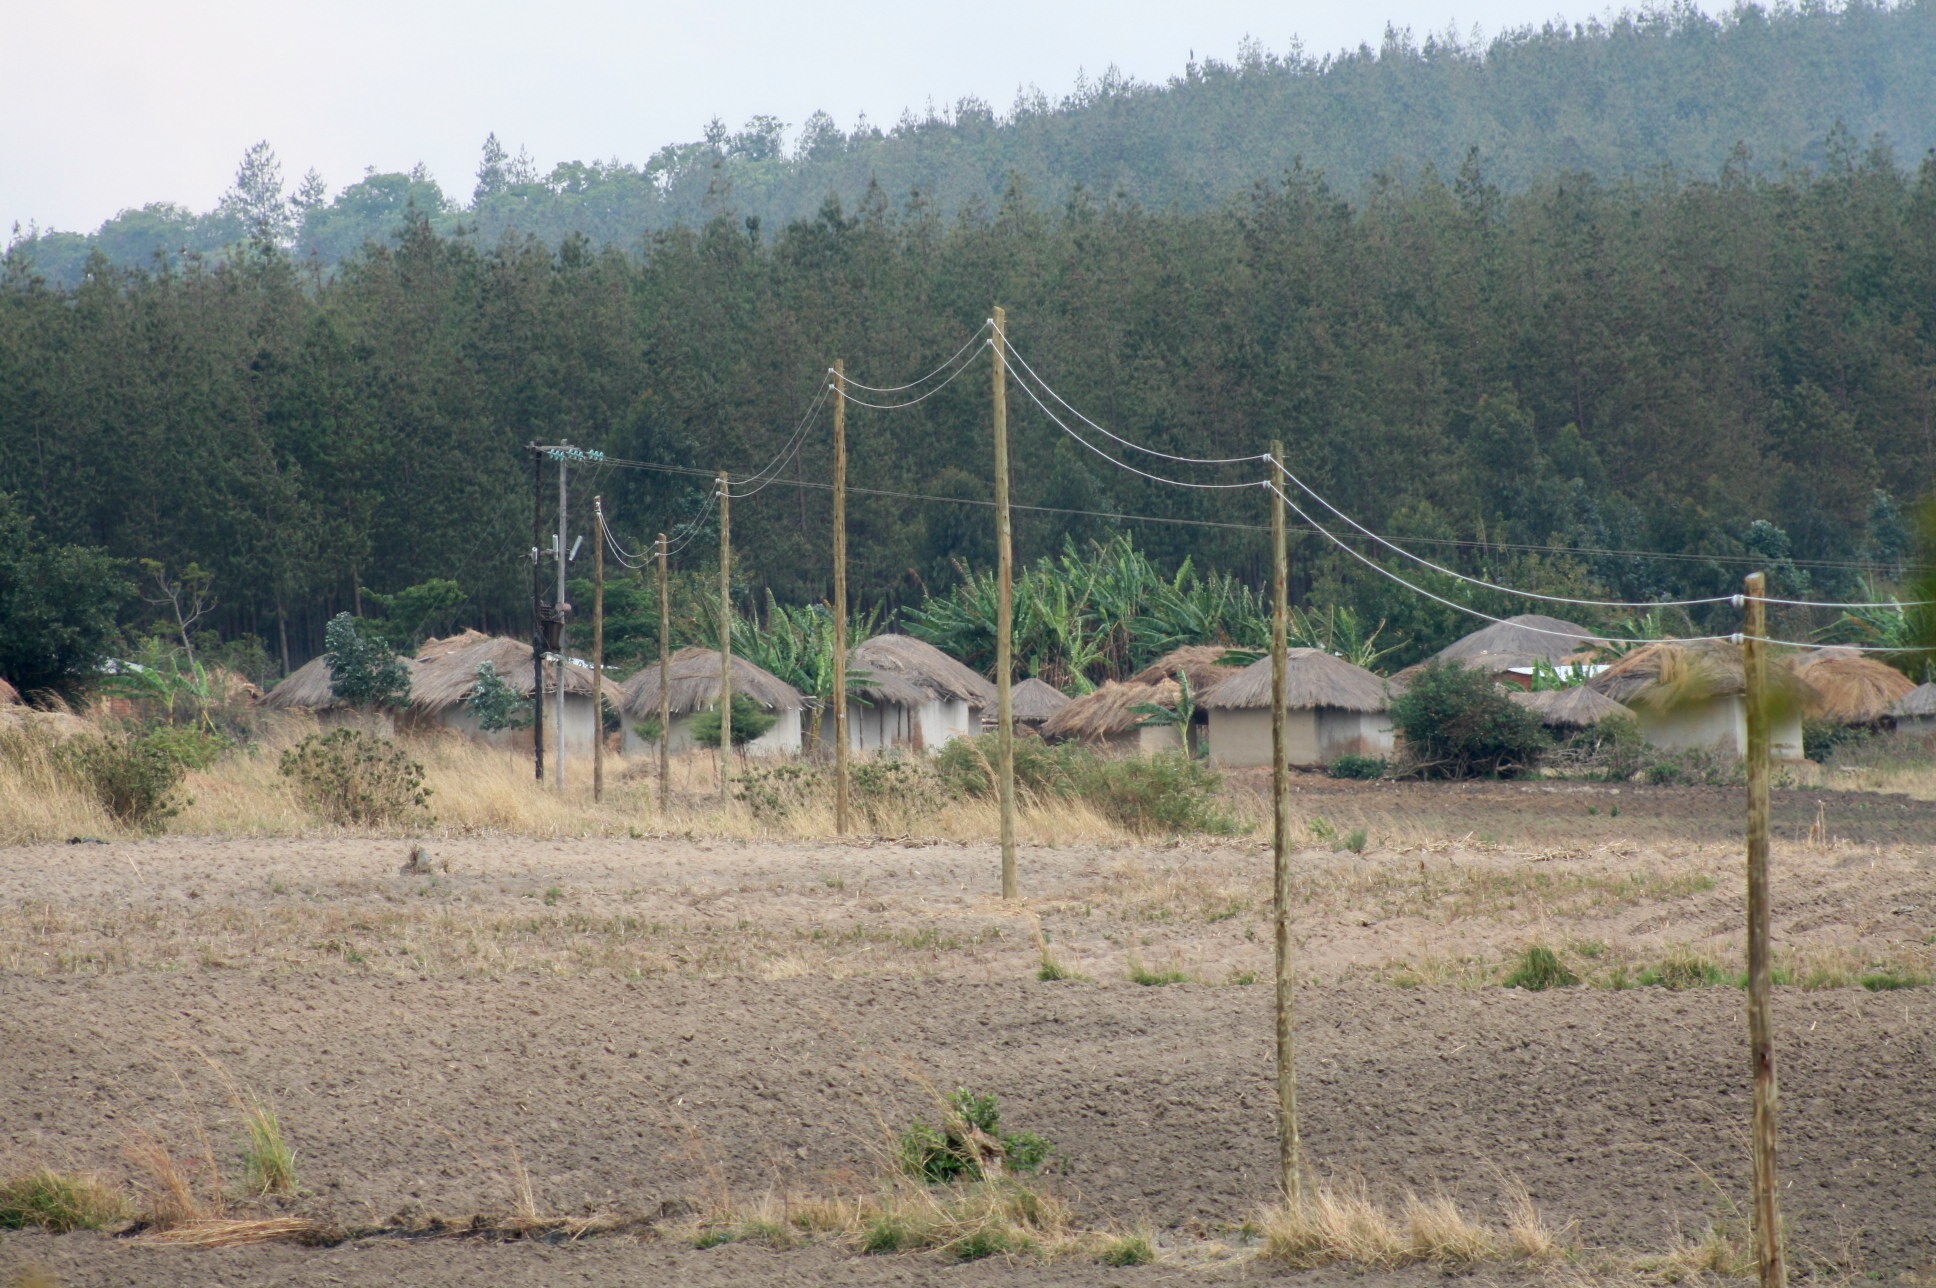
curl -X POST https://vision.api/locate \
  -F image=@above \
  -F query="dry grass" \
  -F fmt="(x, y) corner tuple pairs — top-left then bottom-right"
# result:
(0, 1167), (126, 1232)
(691, 1177), (1074, 1261)
(136, 1216), (328, 1247)
(1259, 1181), (1565, 1270)
(0, 724), (114, 844)
(123, 1129), (219, 1230)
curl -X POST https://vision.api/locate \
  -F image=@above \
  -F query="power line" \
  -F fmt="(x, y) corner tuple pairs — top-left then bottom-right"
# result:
(1007, 360), (1266, 491)
(835, 344), (991, 410)
(833, 321), (993, 393)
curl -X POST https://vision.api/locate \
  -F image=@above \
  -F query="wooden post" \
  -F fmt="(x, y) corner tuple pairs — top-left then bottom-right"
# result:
(833, 360), (851, 834)
(1741, 573), (1786, 1288)
(1270, 441), (1303, 1208)
(718, 471), (732, 804)
(592, 496), (605, 803)
(530, 444), (545, 783)
(555, 442), (569, 791)
(993, 306), (1017, 901)
(658, 531), (671, 814)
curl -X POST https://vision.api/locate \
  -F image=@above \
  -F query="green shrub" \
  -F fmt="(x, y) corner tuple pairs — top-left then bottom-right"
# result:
(934, 736), (1234, 836)
(1503, 945), (1579, 991)
(136, 724), (230, 770)
(60, 732), (190, 831)
(690, 692), (778, 749)
(323, 612), (411, 710)
(1802, 717), (1872, 765)
(1098, 1232), (1157, 1265)
(279, 729), (431, 827)
(1327, 754), (1387, 780)
(466, 660), (532, 732)
(1639, 951), (1727, 990)
(1388, 662), (1550, 779)
(899, 1089), (1051, 1184)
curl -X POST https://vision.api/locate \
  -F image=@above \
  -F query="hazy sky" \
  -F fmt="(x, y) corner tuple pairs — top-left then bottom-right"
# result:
(6, 0), (1714, 236)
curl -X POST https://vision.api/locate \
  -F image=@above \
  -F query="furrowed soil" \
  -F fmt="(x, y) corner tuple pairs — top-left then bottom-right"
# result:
(1, 779), (1933, 1286)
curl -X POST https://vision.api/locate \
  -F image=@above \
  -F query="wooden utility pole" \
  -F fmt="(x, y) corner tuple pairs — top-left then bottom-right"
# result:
(555, 441), (569, 791)
(832, 360), (851, 834)
(530, 444), (545, 783)
(718, 471), (733, 804)
(1741, 572), (1786, 1288)
(1270, 442), (1303, 1208)
(657, 531), (671, 813)
(992, 306), (1016, 901)
(592, 496), (605, 803)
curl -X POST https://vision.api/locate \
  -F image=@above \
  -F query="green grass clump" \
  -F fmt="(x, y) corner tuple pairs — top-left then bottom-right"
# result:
(1859, 968), (1931, 991)
(1640, 951), (1727, 990)
(1127, 954), (1189, 987)
(1098, 1231), (1157, 1265)
(240, 1099), (296, 1196)
(0, 1168), (125, 1232)
(1503, 945), (1578, 991)
(899, 1089), (1051, 1185)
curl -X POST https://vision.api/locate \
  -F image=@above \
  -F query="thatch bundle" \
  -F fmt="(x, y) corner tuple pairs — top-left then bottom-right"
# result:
(1128, 645), (1253, 695)
(1791, 648), (1915, 724)
(1199, 648), (1389, 712)
(1040, 679), (1177, 741)
(409, 633), (592, 713)
(1588, 640), (1800, 710)
(1508, 686), (1634, 729)
(616, 646), (804, 719)
(0, 676), (18, 705)
(1009, 676), (1072, 725)
(264, 655), (382, 711)
(849, 634), (996, 708)
(1893, 682), (1936, 719)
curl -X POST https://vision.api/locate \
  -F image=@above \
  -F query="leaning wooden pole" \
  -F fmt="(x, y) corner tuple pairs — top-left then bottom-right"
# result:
(592, 496), (606, 803)
(529, 443), (545, 783)
(832, 359), (851, 834)
(992, 306), (1017, 901)
(657, 531), (671, 813)
(1269, 443), (1303, 1208)
(1741, 572), (1786, 1288)
(718, 471), (733, 804)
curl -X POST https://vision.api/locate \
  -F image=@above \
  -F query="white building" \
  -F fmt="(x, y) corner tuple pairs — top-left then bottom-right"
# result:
(616, 647), (804, 759)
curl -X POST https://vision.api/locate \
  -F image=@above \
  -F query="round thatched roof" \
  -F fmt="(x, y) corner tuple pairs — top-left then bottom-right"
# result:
(0, 676), (19, 705)
(1398, 614), (1600, 682)
(1128, 645), (1254, 695)
(409, 633), (594, 713)
(1892, 682), (1936, 719)
(1199, 648), (1390, 713)
(263, 655), (363, 711)
(1508, 685), (1634, 728)
(851, 635), (997, 708)
(1040, 679), (1177, 741)
(616, 647), (803, 719)
(1792, 648), (1916, 724)
(1009, 677), (1072, 725)
(1587, 640), (1802, 710)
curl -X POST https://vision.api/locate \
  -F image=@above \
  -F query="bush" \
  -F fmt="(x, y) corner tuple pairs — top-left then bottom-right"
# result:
(1802, 717), (1872, 765)
(279, 729), (431, 827)
(60, 732), (191, 831)
(323, 612), (410, 710)
(934, 736), (1236, 836)
(1388, 663), (1549, 779)
(1327, 753), (1387, 780)
(1503, 945), (1579, 991)
(0, 1168), (125, 1232)
(136, 724), (229, 770)
(899, 1089), (1051, 1185)
(466, 660), (533, 732)
(690, 692), (779, 749)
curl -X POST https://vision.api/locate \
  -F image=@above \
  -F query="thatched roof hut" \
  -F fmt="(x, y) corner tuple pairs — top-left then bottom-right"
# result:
(1791, 648), (1916, 725)
(1588, 640), (1801, 710)
(1398, 614), (1600, 685)
(1199, 649), (1390, 712)
(0, 676), (19, 705)
(849, 635), (996, 708)
(1892, 682), (1936, 720)
(1009, 677), (1072, 726)
(1508, 686), (1634, 729)
(408, 633), (592, 713)
(263, 654), (396, 711)
(1040, 679), (1178, 742)
(616, 647), (803, 720)
(1128, 645), (1254, 696)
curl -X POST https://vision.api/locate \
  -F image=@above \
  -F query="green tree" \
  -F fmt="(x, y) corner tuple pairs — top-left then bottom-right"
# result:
(1388, 662), (1550, 779)
(0, 494), (131, 701)
(322, 612), (409, 710)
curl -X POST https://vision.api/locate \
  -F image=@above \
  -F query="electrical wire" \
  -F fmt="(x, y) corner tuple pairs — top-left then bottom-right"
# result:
(1007, 362), (1266, 491)
(725, 383), (832, 497)
(833, 321), (993, 393)
(997, 327), (1270, 467)
(836, 343), (991, 410)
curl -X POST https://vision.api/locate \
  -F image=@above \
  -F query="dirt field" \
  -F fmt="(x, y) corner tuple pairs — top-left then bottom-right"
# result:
(2, 780), (1933, 1286)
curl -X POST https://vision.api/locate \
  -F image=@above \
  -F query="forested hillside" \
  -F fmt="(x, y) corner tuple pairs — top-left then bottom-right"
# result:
(10, 0), (1936, 285)
(5, 145), (1932, 671)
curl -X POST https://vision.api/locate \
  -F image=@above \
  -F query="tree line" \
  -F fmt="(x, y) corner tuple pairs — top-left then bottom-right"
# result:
(11, 1), (1936, 286)
(3, 139), (1933, 683)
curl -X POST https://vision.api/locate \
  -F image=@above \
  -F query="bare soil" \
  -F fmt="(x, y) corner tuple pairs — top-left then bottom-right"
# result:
(2, 781), (1933, 1286)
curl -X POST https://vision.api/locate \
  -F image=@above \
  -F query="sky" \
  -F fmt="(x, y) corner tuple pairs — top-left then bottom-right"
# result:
(5, 0), (1719, 236)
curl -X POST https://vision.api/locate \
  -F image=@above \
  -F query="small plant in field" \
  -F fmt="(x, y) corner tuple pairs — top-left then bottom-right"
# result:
(1126, 952), (1188, 986)
(1036, 947), (1074, 982)
(279, 729), (431, 827)
(1859, 967), (1930, 991)
(240, 1099), (296, 1196)
(59, 731), (191, 831)
(1328, 754), (1387, 781)
(1341, 827), (1368, 854)
(0, 1168), (125, 1232)
(1503, 945), (1578, 991)
(1640, 950), (1726, 990)
(899, 1089), (1051, 1185)
(1097, 1230), (1157, 1264)
(690, 693), (779, 749)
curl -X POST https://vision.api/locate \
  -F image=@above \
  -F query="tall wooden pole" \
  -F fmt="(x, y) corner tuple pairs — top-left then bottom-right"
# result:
(718, 471), (733, 804)
(530, 444), (545, 783)
(657, 532), (670, 813)
(993, 306), (1017, 901)
(832, 360), (851, 834)
(555, 443), (568, 791)
(1741, 572), (1786, 1288)
(592, 496), (605, 803)
(1270, 443), (1303, 1208)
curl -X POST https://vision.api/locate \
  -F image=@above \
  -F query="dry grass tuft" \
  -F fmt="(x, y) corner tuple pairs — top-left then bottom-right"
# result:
(1260, 1182), (1568, 1271)
(136, 1216), (328, 1247)
(123, 1130), (218, 1230)
(1404, 1191), (1499, 1265)
(0, 723), (113, 844)
(691, 1177), (1073, 1262)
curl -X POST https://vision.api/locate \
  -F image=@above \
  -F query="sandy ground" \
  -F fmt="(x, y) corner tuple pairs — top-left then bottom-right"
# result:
(1, 781), (1933, 1286)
